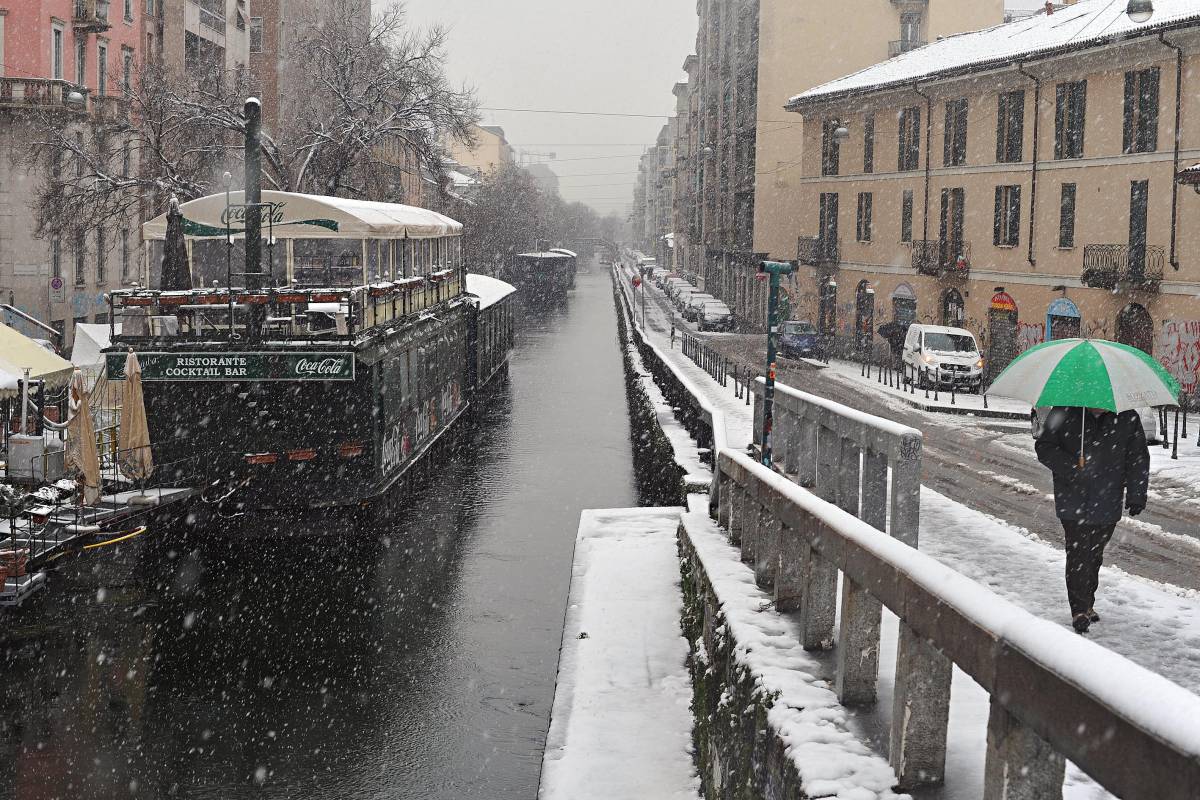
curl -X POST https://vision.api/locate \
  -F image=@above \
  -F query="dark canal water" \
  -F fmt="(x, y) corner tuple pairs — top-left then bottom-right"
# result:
(0, 261), (636, 799)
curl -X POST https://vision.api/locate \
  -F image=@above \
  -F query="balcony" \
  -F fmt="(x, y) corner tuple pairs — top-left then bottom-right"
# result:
(889, 39), (926, 58)
(73, 0), (111, 33)
(796, 236), (840, 267)
(891, 0), (927, 4)
(0, 79), (89, 115)
(1081, 244), (1165, 291)
(190, 0), (227, 34)
(912, 239), (971, 279)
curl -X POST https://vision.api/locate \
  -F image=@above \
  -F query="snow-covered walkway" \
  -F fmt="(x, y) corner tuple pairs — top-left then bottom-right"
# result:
(539, 508), (700, 800)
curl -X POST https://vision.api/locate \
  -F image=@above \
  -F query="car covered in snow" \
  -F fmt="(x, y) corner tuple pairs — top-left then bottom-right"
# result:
(697, 301), (733, 332)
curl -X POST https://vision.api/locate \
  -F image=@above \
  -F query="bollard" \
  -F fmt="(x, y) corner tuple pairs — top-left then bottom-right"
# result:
(951, 380), (956, 406)
(1173, 408), (1180, 460)
(923, 367), (930, 399)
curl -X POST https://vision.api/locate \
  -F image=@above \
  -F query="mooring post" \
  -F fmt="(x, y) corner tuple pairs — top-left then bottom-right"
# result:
(982, 699), (1065, 800)
(890, 623), (952, 788)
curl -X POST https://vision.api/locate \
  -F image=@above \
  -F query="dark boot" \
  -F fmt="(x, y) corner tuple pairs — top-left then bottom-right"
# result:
(1072, 613), (1091, 634)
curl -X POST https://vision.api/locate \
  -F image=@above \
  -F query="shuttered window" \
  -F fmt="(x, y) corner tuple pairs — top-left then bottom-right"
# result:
(993, 185), (1021, 247)
(996, 90), (1024, 163)
(1123, 67), (1160, 154)
(821, 119), (840, 176)
(856, 193), (873, 242)
(901, 189), (914, 243)
(943, 98), (968, 167)
(863, 113), (875, 174)
(898, 106), (921, 171)
(1054, 81), (1087, 160)
(1059, 184), (1077, 249)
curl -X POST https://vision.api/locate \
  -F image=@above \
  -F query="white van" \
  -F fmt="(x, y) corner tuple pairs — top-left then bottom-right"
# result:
(902, 324), (984, 392)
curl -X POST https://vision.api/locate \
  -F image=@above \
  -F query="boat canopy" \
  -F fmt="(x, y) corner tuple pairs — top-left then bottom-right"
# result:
(0, 324), (74, 399)
(549, 248), (578, 258)
(466, 273), (517, 311)
(142, 190), (463, 242)
(516, 252), (571, 259)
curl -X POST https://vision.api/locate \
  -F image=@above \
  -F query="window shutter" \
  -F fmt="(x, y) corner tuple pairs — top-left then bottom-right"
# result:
(864, 114), (875, 173)
(1073, 80), (1087, 157)
(1143, 67), (1160, 152)
(955, 100), (968, 165)
(993, 186), (1003, 246)
(1010, 91), (1024, 162)
(996, 93), (1006, 163)
(952, 189), (965, 244)
(865, 193), (873, 241)
(943, 102), (953, 166)
(898, 110), (906, 172)
(1123, 71), (1136, 153)
(939, 188), (951, 242)
(1054, 84), (1067, 160)
(1009, 186), (1022, 245)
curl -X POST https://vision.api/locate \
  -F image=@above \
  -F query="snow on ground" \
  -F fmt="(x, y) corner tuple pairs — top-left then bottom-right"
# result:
(682, 498), (910, 800)
(539, 507), (700, 800)
(821, 358), (1030, 419)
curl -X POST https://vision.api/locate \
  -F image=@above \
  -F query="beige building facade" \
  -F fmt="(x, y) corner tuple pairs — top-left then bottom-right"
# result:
(787, 3), (1200, 393)
(450, 124), (514, 176)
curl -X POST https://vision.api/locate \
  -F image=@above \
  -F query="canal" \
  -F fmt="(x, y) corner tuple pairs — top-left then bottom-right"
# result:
(0, 260), (637, 799)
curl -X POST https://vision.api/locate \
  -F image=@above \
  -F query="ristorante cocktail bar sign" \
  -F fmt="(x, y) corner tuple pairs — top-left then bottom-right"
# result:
(106, 352), (355, 381)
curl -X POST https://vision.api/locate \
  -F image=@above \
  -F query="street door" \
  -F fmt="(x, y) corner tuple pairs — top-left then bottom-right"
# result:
(941, 288), (965, 327)
(1129, 180), (1149, 280)
(819, 192), (839, 258)
(855, 280), (874, 352)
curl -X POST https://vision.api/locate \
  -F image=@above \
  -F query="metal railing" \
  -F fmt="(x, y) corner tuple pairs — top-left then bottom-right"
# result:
(796, 235), (840, 267)
(912, 239), (970, 278)
(190, 0), (227, 33)
(73, 0), (111, 29)
(1081, 244), (1165, 290)
(715, 446), (1200, 796)
(889, 39), (926, 57)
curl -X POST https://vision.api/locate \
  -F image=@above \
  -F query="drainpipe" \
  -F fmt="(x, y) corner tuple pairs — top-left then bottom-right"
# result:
(1016, 62), (1040, 267)
(1160, 32), (1183, 271)
(912, 83), (933, 246)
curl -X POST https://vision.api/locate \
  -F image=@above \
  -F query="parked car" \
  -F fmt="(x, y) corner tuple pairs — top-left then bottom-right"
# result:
(698, 301), (733, 332)
(1031, 406), (1162, 443)
(778, 320), (821, 359)
(683, 293), (716, 321)
(666, 279), (693, 301)
(901, 324), (984, 392)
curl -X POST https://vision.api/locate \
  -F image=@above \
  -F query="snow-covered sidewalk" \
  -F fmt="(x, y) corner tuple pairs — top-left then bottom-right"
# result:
(821, 357), (1030, 420)
(539, 508), (700, 800)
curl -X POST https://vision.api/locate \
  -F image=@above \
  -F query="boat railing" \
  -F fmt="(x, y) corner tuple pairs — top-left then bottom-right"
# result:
(109, 269), (463, 346)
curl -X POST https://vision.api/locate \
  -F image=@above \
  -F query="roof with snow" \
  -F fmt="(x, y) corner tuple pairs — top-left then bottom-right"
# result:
(466, 273), (516, 310)
(790, 0), (1200, 108)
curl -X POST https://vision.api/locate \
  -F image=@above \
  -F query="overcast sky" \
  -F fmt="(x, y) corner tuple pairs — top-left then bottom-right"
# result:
(386, 1), (1040, 217)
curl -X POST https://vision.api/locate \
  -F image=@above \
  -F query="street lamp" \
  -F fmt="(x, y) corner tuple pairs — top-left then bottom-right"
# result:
(832, 121), (850, 142)
(758, 259), (796, 467)
(1126, 0), (1153, 23)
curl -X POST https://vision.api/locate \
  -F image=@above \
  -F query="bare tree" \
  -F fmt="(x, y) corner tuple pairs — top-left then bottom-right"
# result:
(25, 0), (478, 242)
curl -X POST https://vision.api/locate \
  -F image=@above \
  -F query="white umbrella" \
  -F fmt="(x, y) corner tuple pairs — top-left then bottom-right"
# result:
(118, 351), (154, 483)
(66, 369), (101, 505)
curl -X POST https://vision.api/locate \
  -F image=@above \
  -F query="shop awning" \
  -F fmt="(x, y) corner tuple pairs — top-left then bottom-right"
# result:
(0, 324), (74, 399)
(142, 190), (463, 241)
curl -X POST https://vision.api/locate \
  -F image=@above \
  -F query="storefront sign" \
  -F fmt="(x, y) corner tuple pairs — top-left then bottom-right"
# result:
(106, 352), (355, 381)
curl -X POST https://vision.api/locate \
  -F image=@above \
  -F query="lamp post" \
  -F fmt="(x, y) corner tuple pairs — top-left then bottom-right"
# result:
(758, 259), (795, 467)
(1126, 0), (1153, 23)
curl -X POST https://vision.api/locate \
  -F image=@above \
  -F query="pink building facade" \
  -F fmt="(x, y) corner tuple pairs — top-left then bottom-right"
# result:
(2, 0), (147, 91)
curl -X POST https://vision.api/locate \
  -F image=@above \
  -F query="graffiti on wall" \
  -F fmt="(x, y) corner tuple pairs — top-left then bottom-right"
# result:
(1017, 322), (1045, 353)
(1158, 320), (1200, 394)
(1083, 317), (1111, 341)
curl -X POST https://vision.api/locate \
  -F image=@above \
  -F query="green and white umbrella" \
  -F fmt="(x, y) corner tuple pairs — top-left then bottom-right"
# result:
(990, 338), (1180, 466)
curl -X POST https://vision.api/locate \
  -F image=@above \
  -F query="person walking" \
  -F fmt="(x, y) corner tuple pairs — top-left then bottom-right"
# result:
(1035, 406), (1150, 634)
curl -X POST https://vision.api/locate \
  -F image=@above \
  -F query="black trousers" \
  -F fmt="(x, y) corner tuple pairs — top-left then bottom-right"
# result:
(1062, 520), (1117, 616)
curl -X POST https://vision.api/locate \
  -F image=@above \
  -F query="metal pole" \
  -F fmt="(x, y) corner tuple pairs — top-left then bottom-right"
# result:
(244, 97), (264, 341)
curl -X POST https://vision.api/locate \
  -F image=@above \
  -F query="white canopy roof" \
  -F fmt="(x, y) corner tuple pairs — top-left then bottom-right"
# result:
(517, 252), (571, 259)
(142, 190), (463, 242)
(0, 324), (74, 399)
(466, 273), (517, 311)
(549, 248), (578, 258)
(793, 0), (1200, 106)
(70, 323), (121, 369)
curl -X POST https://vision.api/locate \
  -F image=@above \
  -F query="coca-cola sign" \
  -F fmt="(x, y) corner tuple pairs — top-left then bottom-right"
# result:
(107, 351), (355, 382)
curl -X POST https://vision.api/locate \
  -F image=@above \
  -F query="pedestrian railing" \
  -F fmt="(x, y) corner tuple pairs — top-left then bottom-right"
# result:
(678, 331), (756, 407)
(715, 447), (1200, 797)
(751, 377), (921, 545)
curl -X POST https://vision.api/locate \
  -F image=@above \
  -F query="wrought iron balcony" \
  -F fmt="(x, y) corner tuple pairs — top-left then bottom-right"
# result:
(796, 236), (840, 267)
(1081, 244), (1165, 291)
(73, 0), (111, 32)
(912, 239), (971, 278)
(889, 39), (926, 58)
(891, 0), (928, 4)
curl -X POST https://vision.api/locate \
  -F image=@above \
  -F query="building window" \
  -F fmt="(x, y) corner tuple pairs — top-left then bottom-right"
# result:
(125, 0), (134, 21)
(74, 235), (86, 286)
(97, 42), (108, 96)
(1059, 183), (1077, 249)
(943, 98), (968, 167)
(856, 192), (873, 242)
(863, 113), (875, 174)
(250, 17), (263, 53)
(821, 119), (841, 176)
(146, 0), (155, 14)
(147, 32), (154, 59)
(1054, 80), (1087, 160)
(96, 229), (107, 284)
(76, 40), (87, 86)
(996, 89), (1024, 163)
(121, 228), (131, 280)
(122, 50), (133, 92)
(900, 12), (922, 46)
(51, 239), (62, 279)
(1123, 67), (1160, 154)
(941, 188), (966, 250)
(901, 189), (914, 243)
(121, 140), (131, 177)
(993, 185), (1022, 247)
(898, 106), (921, 171)
(818, 192), (839, 246)
(52, 25), (65, 80)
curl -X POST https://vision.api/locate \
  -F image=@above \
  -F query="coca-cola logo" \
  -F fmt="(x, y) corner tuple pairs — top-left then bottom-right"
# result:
(294, 357), (348, 376)
(221, 202), (286, 227)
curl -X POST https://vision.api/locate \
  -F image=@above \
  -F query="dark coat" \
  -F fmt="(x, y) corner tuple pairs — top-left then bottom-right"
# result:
(1035, 407), (1150, 525)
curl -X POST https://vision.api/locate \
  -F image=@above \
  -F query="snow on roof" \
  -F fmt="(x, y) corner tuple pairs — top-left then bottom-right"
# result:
(142, 190), (462, 241)
(549, 248), (578, 258)
(466, 273), (516, 310)
(791, 0), (1200, 107)
(517, 251), (571, 259)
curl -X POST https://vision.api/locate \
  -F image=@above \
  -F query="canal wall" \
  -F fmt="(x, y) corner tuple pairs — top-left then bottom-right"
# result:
(612, 284), (690, 507)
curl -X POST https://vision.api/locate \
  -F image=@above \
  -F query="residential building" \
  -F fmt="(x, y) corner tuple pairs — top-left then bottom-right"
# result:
(672, 61), (699, 284)
(451, 124), (515, 175)
(160, 0), (250, 85)
(662, 0), (1001, 331)
(786, 0), (1200, 392)
(632, 124), (675, 268)
(526, 163), (561, 197)
(0, 0), (148, 347)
